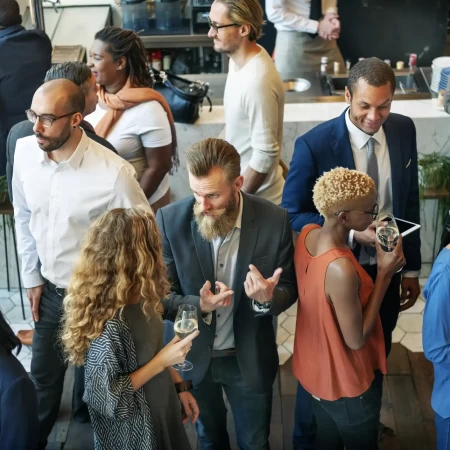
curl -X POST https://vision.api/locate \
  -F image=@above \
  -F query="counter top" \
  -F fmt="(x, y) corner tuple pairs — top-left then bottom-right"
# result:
(196, 99), (449, 125)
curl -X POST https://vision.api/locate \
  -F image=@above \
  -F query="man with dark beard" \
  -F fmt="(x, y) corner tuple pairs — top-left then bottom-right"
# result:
(156, 138), (297, 449)
(12, 79), (149, 450)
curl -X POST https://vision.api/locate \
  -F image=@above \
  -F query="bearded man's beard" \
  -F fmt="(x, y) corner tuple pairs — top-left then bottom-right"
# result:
(193, 195), (239, 241)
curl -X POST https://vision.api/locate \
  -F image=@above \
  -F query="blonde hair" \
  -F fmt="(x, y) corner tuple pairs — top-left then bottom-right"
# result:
(313, 167), (376, 217)
(217, 0), (264, 41)
(61, 207), (169, 366)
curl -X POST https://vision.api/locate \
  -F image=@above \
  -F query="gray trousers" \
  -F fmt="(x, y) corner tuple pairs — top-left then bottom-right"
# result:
(274, 30), (345, 78)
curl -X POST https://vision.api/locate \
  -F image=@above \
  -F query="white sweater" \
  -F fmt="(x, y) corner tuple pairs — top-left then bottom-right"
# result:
(224, 46), (285, 205)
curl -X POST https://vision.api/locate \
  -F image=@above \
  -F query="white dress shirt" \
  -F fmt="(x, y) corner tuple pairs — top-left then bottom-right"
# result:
(266, 0), (338, 34)
(345, 110), (419, 277)
(13, 130), (150, 289)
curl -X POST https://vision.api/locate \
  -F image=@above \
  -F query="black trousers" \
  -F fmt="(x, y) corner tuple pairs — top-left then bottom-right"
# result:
(362, 265), (402, 358)
(312, 371), (383, 450)
(31, 281), (88, 450)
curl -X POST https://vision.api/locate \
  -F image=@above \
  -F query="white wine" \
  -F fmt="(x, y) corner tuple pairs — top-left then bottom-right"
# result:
(174, 319), (198, 340)
(377, 226), (399, 252)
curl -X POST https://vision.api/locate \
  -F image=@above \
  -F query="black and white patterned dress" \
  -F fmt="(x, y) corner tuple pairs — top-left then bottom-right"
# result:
(83, 309), (157, 450)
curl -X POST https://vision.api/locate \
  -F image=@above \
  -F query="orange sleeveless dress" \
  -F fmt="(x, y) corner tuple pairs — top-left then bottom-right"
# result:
(292, 225), (387, 401)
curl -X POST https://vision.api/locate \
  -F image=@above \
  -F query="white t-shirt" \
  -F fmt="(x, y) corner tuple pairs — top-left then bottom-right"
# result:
(224, 46), (285, 204)
(87, 101), (172, 205)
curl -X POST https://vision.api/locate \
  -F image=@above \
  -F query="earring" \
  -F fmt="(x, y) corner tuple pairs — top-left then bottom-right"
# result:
(73, 126), (76, 129)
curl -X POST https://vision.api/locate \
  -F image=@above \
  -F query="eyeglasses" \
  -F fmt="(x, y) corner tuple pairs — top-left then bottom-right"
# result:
(207, 15), (238, 33)
(25, 109), (78, 128)
(335, 203), (379, 220)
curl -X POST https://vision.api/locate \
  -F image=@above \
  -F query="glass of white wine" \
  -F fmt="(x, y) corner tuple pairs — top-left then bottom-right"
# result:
(173, 304), (198, 371)
(376, 214), (400, 252)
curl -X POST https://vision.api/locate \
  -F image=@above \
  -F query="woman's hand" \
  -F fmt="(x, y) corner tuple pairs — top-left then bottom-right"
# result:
(178, 392), (200, 424)
(154, 331), (200, 369)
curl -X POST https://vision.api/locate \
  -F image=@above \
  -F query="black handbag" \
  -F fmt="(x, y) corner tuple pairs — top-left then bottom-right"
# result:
(150, 69), (212, 124)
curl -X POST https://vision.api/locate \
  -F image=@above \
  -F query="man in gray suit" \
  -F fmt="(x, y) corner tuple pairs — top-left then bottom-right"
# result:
(156, 138), (297, 450)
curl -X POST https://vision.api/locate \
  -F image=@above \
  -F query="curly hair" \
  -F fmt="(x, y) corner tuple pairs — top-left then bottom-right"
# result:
(94, 26), (151, 88)
(61, 207), (169, 366)
(313, 167), (376, 217)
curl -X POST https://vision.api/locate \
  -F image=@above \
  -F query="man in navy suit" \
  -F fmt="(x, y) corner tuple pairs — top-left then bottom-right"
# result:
(282, 57), (421, 449)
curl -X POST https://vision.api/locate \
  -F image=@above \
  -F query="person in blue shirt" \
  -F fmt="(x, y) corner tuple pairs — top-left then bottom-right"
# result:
(0, 311), (39, 450)
(423, 244), (450, 450)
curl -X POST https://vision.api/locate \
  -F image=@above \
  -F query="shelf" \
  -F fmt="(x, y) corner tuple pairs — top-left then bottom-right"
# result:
(141, 34), (213, 49)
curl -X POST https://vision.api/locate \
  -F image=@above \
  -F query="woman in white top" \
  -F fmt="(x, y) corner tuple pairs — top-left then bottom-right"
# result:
(87, 26), (178, 211)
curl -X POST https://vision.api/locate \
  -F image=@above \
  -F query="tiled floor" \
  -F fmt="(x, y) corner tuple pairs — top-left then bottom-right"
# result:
(0, 277), (430, 371)
(276, 276), (430, 364)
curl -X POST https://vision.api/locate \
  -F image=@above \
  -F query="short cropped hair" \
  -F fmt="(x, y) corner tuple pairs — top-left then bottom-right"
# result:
(0, 0), (21, 28)
(45, 62), (93, 96)
(313, 167), (376, 217)
(216, 0), (264, 41)
(348, 57), (396, 96)
(185, 138), (241, 182)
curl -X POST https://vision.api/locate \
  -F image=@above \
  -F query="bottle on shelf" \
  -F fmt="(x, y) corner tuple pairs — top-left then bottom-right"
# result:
(320, 56), (328, 73)
(163, 53), (172, 71)
(409, 53), (417, 72)
(151, 50), (162, 71)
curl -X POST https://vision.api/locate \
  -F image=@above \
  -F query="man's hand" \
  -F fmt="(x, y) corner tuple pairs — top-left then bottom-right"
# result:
(199, 281), (233, 313)
(178, 391), (200, 424)
(318, 13), (341, 40)
(244, 265), (282, 305)
(354, 221), (387, 248)
(26, 284), (44, 322)
(400, 277), (421, 312)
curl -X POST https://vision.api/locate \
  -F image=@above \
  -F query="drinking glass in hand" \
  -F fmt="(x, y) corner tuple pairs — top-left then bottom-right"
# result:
(173, 305), (198, 371)
(376, 214), (400, 252)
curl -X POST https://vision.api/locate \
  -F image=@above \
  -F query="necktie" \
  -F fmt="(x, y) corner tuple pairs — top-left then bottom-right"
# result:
(366, 137), (378, 257)
(308, 0), (322, 38)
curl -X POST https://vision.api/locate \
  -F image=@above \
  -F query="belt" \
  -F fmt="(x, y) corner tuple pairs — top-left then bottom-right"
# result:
(211, 348), (236, 358)
(45, 280), (66, 297)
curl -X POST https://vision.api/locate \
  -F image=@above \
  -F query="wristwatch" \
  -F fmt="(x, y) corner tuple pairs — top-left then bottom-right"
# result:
(175, 380), (193, 393)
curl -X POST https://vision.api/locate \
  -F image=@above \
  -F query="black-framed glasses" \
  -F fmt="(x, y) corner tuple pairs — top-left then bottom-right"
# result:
(207, 15), (238, 33)
(25, 109), (78, 128)
(335, 203), (379, 220)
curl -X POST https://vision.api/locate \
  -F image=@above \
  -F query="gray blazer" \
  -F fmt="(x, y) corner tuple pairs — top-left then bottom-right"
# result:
(156, 192), (298, 392)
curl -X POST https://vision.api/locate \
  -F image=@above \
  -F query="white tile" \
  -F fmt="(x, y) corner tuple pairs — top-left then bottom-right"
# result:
(419, 277), (429, 288)
(278, 311), (288, 326)
(0, 297), (15, 315)
(0, 288), (15, 298)
(283, 335), (295, 354)
(278, 345), (291, 365)
(400, 333), (423, 353)
(397, 314), (423, 333)
(5, 305), (32, 324)
(276, 328), (289, 346)
(10, 290), (28, 307)
(401, 299), (425, 314)
(285, 302), (298, 317)
(19, 355), (32, 373)
(281, 316), (297, 335)
(392, 326), (406, 344)
(8, 322), (33, 336)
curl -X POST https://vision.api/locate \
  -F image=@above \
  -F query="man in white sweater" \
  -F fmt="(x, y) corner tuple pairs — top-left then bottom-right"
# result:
(209, 0), (285, 205)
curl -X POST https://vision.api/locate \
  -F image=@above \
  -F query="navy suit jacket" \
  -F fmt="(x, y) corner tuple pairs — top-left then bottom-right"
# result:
(282, 108), (421, 272)
(156, 193), (297, 392)
(0, 25), (52, 176)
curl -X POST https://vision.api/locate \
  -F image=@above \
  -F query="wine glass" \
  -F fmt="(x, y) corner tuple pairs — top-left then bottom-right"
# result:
(376, 214), (400, 253)
(172, 304), (198, 372)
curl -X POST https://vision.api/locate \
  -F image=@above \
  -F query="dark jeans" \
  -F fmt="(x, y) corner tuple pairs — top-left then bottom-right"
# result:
(311, 372), (383, 450)
(292, 267), (400, 449)
(436, 412), (450, 450)
(192, 355), (272, 450)
(31, 281), (88, 449)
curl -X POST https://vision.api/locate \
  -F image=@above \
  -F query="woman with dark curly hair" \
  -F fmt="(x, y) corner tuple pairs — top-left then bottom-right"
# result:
(87, 26), (178, 212)
(61, 207), (199, 450)
(0, 310), (39, 449)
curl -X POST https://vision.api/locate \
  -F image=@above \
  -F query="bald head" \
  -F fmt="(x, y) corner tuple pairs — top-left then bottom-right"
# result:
(35, 79), (86, 116)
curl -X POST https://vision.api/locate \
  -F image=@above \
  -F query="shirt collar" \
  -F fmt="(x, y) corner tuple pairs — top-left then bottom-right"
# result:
(39, 129), (89, 169)
(345, 108), (384, 150)
(0, 24), (24, 38)
(235, 191), (244, 230)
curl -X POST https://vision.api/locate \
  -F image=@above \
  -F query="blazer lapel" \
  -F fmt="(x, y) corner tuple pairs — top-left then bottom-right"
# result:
(191, 219), (215, 285)
(383, 118), (402, 217)
(331, 108), (356, 170)
(233, 193), (258, 312)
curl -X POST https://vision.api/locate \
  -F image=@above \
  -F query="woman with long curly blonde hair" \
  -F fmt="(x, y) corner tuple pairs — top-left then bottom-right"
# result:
(61, 207), (199, 450)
